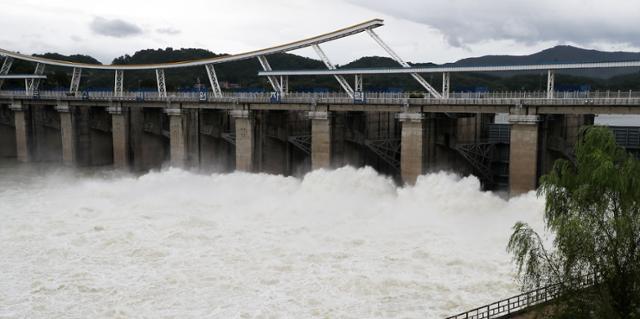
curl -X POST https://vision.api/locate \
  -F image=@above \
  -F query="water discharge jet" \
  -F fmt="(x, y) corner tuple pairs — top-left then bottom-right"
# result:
(0, 162), (544, 318)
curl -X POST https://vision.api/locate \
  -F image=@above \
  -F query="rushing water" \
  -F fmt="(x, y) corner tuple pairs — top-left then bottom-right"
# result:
(0, 160), (545, 318)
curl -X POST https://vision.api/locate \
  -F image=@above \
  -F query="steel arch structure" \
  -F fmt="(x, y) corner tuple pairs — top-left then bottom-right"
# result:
(2, 18), (640, 100)
(0, 18), (453, 98)
(0, 19), (384, 70)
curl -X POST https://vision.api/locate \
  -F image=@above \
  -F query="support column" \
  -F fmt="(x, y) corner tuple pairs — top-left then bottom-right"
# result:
(10, 101), (30, 163)
(232, 110), (254, 172)
(399, 112), (425, 185)
(166, 107), (186, 167)
(56, 102), (76, 165)
(309, 111), (332, 170)
(509, 114), (541, 195)
(108, 105), (129, 169)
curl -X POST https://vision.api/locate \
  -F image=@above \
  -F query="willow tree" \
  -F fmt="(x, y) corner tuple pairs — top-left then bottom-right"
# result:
(508, 126), (640, 318)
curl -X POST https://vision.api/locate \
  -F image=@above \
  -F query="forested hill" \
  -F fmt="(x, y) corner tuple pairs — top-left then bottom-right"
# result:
(452, 45), (640, 79)
(3, 45), (640, 92)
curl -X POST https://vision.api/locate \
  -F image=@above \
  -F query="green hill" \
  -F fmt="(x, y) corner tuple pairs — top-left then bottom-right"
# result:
(2, 45), (640, 92)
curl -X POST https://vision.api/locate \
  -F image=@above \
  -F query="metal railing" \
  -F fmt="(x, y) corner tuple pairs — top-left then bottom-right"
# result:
(445, 274), (599, 319)
(2, 90), (640, 106)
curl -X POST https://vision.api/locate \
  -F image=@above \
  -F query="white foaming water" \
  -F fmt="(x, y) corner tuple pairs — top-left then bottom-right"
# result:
(0, 162), (545, 318)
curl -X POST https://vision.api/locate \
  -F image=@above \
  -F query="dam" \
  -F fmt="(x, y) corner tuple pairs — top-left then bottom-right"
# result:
(0, 18), (638, 318)
(2, 19), (640, 193)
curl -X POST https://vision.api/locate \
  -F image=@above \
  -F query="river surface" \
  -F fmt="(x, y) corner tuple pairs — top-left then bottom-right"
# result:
(0, 160), (545, 318)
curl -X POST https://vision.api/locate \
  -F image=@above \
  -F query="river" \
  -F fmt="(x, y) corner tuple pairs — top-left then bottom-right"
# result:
(0, 160), (544, 318)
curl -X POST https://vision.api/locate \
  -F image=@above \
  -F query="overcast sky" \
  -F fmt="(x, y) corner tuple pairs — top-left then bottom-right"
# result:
(1, 0), (639, 65)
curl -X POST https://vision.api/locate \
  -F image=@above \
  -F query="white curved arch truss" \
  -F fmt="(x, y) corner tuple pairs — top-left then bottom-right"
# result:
(0, 19), (447, 97)
(0, 19), (384, 71)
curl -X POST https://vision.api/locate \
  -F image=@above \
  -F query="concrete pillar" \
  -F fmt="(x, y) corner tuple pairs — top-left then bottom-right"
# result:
(56, 102), (76, 165)
(399, 112), (425, 185)
(309, 111), (332, 170)
(232, 110), (254, 172)
(167, 107), (186, 167)
(108, 105), (129, 169)
(509, 114), (541, 195)
(10, 101), (30, 163)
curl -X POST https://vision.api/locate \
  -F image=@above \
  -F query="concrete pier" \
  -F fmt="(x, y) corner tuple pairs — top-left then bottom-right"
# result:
(167, 108), (186, 167)
(309, 111), (332, 170)
(10, 102), (30, 163)
(232, 110), (254, 172)
(108, 105), (129, 169)
(56, 102), (76, 165)
(399, 112), (425, 185)
(509, 114), (541, 195)
(0, 97), (598, 192)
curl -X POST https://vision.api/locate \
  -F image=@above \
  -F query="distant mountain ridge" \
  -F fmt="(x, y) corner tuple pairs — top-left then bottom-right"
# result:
(454, 45), (640, 66)
(445, 45), (640, 79)
(3, 45), (640, 91)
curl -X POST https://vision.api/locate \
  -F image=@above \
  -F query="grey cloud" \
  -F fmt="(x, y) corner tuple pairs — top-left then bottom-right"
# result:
(90, 17), (143, 38)
(156, 27), (181, 35)
(346, 0), (640, 47)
